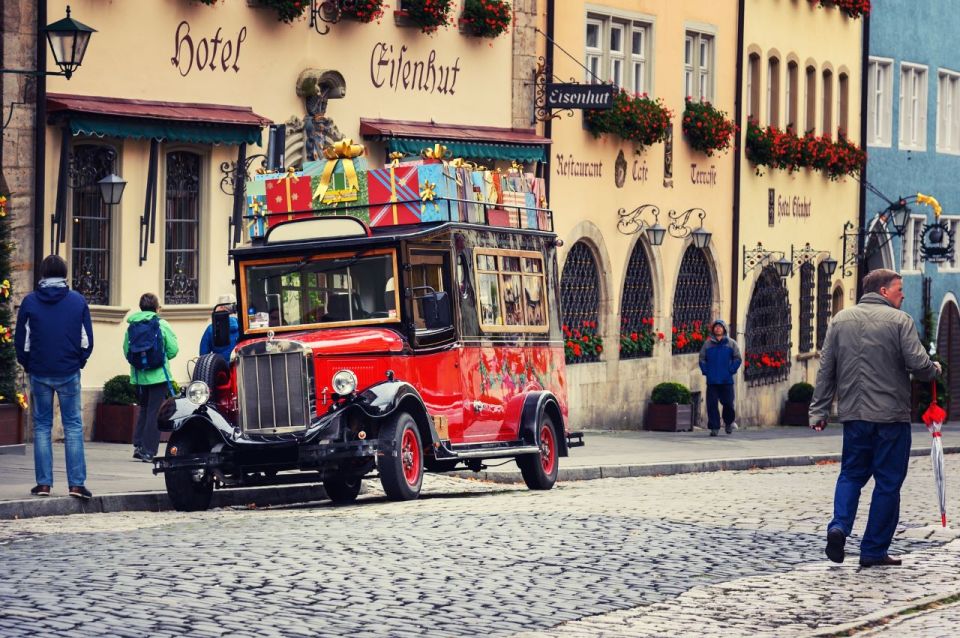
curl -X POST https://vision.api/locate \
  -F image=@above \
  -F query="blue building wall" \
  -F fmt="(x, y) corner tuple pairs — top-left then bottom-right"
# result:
(866, 0), (960, 341)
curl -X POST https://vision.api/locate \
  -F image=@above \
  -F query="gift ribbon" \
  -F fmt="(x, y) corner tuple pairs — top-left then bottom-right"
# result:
(421, 144), (450, 161)
(420, 180), (438, 216)
(246, 199), (266, 236)
(314, 138), (364, 205)
(275, 167), (300, 217)
(388, 164), (400, 224)
(388, 151), (405, 167)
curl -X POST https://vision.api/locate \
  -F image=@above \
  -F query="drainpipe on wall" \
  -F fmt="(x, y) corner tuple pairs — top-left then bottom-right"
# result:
(856, 13), (870, 301)
(32, 0), (48, 286)
(730, 0), (745, 337)
(543, 0), (555, 203)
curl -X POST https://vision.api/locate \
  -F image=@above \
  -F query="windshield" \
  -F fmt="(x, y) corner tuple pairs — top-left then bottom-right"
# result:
(241, 249), (400, 331)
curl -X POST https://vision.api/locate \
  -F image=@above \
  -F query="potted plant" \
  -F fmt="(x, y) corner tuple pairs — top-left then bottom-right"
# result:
(0, 185), (26, 448)
(682, 98), (737, 156)
(563, 321), (603, 364)
(584, 90), (673, 150)
(645, 382), (693, 432)
(395, 0), (453, 33)
(95, 375), (140, 443)
(459, 0), (511, 38)
(783, 382), (815, 426)
(808, 0), (871, 19)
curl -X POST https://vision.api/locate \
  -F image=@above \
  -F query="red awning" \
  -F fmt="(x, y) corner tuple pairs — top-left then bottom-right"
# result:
(47, 93), (272, 127)
(359, 118), (550, 145)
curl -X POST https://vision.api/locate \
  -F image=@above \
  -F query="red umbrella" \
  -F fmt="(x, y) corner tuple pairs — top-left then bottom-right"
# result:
(922, 381), (948, 528)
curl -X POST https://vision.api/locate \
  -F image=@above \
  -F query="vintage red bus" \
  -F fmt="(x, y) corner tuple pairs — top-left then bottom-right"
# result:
(153, 213), (578, 511)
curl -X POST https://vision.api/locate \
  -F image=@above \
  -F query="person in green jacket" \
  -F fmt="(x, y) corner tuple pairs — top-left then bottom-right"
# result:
(123, 293), (179, 462)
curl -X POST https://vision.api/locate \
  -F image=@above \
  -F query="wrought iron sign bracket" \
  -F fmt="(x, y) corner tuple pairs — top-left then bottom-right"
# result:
(742, 242), (788, 280)
(841, 220), (861, 278)
(791, 243), (837, 277)
(920, 219), (955, 263)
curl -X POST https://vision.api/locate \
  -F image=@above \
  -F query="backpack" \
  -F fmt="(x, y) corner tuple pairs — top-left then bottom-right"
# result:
(126, 316), (166, 371)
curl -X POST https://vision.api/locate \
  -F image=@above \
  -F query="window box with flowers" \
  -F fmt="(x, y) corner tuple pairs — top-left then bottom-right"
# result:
(619, 318), (665, 359)
(645, 382), (693, 432)
(245, 0), (309, 23)
(459, 0), (511, 38)
(743, 350), (790, 385)
(682, 98), (737, 157)
(808, 0), (871, 19)
(745, 120), (866, 180)
(0, 189), (27, 448)
(671, 320), (709, 355)
(340, 0), (386, 22)
(395, 0), (453, 34)
(563, 321), (603, 365)
(584, 90), (673, 151)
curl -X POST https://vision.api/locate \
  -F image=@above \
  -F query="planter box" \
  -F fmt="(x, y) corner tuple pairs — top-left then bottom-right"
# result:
(95, 403), (139, 444)
(0, 403), (25, 445)
(782, 401), (811, 427)
(644, 403), (693, 432)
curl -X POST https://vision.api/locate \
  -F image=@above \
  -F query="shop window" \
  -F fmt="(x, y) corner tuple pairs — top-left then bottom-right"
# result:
(744, 267), (791, 386)
(816, 262), (832, 350)
(868, 58), (893, 146)
(822, 69), (833, 138)
(900, 62), (928, 151)
(684, 31), (714, 102)
(560, 241), (601, 363)
(798, 262), (815, 353)
(476, 249), (548, 333)
(585, 13), (651, 94)
(672, 245), (713, 355)
(767, 56), (780, 127)
(70, 143), (117, 306)
(805, 65), (817, 134)
(786, 61), (799, 130)
(164, 151), (201, 305)
(619, 241), (655, 360)
(944, 218), (960, 269)
(747, 53), (761, 121)
(937, 69), (960, 154)
(838, 72), (849, 136)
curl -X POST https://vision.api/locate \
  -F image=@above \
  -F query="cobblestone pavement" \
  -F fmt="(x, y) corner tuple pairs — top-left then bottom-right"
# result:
(2, 457), (960, 637)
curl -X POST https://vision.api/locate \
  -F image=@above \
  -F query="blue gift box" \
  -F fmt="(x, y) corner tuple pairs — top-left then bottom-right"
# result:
(416, 164), (459, 222)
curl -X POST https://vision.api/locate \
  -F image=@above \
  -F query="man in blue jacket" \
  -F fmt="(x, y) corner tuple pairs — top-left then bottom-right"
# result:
(14, 255), (94, 499)
(698, 319), (742, 437)
(199, 294), (239, 362)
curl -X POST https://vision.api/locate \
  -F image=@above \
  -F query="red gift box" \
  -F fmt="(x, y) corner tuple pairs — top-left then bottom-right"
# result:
(265, 172), (313, 216)
(368, 165), (423, 227)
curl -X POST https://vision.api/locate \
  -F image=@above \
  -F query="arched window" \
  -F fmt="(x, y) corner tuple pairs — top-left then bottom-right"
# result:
(164, 151), (202, 305)
(805, 65), (817, 134)
(767, 56), (781, 127)
(744, 266), (791, 385)
(798, 262), (815, 353)
(71, 142), (118, 306)
(747, 53), (761, 121)
(832, 286), (844, 317)
(838, 72), (849, 137)
(822, 69), (834, 137)
(816, 263), (832, 349)
(786, 61), (799, 130)
(561, 241), (601, 364)
(619, 241), (655, 359)
(672, 245), (713, 355)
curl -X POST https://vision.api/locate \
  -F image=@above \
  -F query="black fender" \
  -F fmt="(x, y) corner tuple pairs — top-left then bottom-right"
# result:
(519, 392), (568, 457)
(351, 380), (439, 450)
(157, 397), (235, 445)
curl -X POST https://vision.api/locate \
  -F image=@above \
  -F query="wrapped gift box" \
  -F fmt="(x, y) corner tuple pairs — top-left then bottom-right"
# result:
(265, 172), (312, 215)
(368, 165), (423, 227)
(500, 191), (526, 229)
(417, 164), (458, 222)
(454, 167), (473, 223)
(468, 171), (487, 224)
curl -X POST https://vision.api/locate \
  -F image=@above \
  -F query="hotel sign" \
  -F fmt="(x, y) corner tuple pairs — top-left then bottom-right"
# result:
(545, 83), (615, 110)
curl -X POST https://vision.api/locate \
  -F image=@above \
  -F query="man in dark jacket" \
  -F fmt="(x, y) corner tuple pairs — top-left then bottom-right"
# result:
(199, 294), (239, 362)
(811, 269), (939, 567)
(14, 255), (94, 499)
(699, 319), (742, 436)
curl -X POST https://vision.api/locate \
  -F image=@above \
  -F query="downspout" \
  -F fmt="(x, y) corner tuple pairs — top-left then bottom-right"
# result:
(32, 0), (48, 285)
(856, 12), (870, 301)
(543, 0), (555, 201)
(730, 0), (745, 336)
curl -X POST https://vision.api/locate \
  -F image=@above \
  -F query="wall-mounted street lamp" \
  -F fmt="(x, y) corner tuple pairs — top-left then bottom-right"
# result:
(97, 173), (127, 206)
(791, 243), (837, 277)
(743, 242), (792, 280)
(617, 204), (712, 248)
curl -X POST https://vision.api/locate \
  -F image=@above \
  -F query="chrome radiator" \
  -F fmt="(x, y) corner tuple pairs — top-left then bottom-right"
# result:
(236, 340), (314, 433)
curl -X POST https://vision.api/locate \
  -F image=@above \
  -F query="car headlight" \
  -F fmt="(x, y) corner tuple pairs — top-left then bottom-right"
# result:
(332, 370), (358, 395)
(186, 380), (211, 405)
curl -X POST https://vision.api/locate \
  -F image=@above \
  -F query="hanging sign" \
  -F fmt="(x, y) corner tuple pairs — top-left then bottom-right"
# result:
(545, 83), (615, 110)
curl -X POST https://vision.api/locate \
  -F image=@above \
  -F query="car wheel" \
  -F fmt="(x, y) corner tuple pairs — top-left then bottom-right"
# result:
(323, 476), (363, 505)
(192, 353), (229, 397)
(517, 414), (559, 490)
(164, 433), (214, 512)
(377, 412), (424, 501)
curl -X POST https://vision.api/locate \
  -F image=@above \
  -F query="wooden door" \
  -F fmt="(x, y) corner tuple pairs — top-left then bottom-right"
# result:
(936, 301), (960, 418)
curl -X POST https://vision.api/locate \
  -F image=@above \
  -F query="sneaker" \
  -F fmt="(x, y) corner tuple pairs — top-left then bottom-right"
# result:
(140, 451), (155, 463)
(725, 421), (739, 434)
(68, 486), (92, 500)
(30, 484), (51, 497)
(825, 527), (846, 563)
(709, 429), (719, 437)
(133, 447), (143, 460)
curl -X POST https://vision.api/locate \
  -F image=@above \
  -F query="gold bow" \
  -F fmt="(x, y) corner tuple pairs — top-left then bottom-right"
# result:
(511, 161), (523, 171)
(421, 144), (450, 161)
(420, 180), (438, 216)
(323, 138), (366, 160)
(917, 192), (943, 218)
(388, 151), (406, 167)
(449, 158), (474, 169)
(314, 138), (364, 205)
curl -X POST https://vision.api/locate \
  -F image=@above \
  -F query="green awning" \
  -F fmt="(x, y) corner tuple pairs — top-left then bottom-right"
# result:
(385, 138), (545, 162)
(68, 116), (262, 146)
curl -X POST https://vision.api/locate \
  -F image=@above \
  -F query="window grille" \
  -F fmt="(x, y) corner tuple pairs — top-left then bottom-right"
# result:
(164, 151), (201, 305)
(798, 262), (815, 353)
(560, 241), (601, 364)
(816, 263), (832, 349)
(71, 143), (116, 305)
(744, 266), (792, 385)
(620, 241), (655, 359)
(672, 245), (713, 355)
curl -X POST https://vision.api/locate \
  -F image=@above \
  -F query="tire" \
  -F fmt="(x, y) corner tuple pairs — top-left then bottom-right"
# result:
(323, 476), (363, 505)
(192, 353), (229, 395)
(377, 412), (424, 501)
(164, 433), (214, 512)
(517, 414), (559, 490)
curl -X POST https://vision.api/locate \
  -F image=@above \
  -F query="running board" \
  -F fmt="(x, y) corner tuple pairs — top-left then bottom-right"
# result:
(448, 445), (541, 459)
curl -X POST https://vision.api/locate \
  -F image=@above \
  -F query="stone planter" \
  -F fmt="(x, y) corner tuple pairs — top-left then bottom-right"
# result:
(782, 401), (811, 426)
(644, 403), (693, 432)
(0, 403), (25, 445)
(95, 403), (140, 444)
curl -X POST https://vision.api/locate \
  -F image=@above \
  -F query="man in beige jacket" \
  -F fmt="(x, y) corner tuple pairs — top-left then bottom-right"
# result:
(810, 268), (940, 567)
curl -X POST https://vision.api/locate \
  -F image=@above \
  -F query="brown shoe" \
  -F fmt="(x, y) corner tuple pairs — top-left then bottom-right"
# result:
(859, 555), (902, 567)
(30, 484), (51, 497)
(68, 486), (92, 500)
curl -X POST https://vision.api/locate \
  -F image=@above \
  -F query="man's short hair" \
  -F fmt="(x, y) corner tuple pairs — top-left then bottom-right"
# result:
(139, 293), (160, 312)
(862, 269), (902, 295)
(39, 254), (67, 279)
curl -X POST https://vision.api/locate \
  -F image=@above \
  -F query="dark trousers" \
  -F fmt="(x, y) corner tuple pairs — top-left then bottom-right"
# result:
(705, 383), (736, 431)
(829, 421), (911, 560)
(133, 383), (169, 456)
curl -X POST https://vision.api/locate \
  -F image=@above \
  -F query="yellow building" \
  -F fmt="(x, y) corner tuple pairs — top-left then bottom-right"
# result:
(548, 0), (738, 428)
(734, 0), (863, 424)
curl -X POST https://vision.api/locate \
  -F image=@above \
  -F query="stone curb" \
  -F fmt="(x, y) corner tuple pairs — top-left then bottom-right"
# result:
(0, 484), (327, 521)
(801, 589), (960, 637)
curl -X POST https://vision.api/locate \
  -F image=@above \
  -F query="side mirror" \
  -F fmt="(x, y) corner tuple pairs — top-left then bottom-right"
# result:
(212, 306), (232, 348)
(422, 291), (452, 330)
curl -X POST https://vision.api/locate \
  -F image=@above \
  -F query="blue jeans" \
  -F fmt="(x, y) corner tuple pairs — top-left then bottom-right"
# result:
(706, 384), (736, 431)
(829, 421), (911, 560)
(31, 373), (87, 488)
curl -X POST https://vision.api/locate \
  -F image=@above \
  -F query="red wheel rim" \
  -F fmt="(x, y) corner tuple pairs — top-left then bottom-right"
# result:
(401, 427), (421, 485)
(539, 422), (556, 475)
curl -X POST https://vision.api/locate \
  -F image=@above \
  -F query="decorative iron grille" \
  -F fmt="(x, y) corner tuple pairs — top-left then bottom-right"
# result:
(672, 245), (713, 355)
(71, 144), (116, 305)
(620, 241), (655, 359)
(816, 263), (832, 349)
(164, 151), (201, 305)
(798, 262), (815, 353)
(560, 241), (601, 364)
(744, 266), (792, 385)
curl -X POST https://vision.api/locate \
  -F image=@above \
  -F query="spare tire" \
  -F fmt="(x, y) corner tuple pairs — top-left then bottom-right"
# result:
(192, 353), (229, 398)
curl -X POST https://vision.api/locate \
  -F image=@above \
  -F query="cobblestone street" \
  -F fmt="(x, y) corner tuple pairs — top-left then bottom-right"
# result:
(2, 457), (960, 637)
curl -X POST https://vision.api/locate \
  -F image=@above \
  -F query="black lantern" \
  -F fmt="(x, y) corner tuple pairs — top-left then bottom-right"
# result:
(691, 227), (712, 249)
(890, 204), (910, 236)
(44, 6), (96, 80)
(97, 173), (126, 206)
(821, 256), (838, 276)
(645, 222), (666, 246)
(773, 257), (793, 279)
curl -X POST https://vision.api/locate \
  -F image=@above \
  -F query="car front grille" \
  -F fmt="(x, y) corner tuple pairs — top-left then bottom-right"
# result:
(236, 341), (314, 433)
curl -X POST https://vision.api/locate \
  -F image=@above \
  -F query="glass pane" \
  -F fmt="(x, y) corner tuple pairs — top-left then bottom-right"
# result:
(70, 143), (116, 306)
(685, 71), (693, 98)
(611, 59), (622, 87)
(522, 257), (542, 274)
(500, 256), (521, 272)
(586, 23), (600, 49)
(164, 151), (201, 305)
(632, 30), (643, 56)
(589, 57), (601, 83)
(522, 276), (546, 326)
(477, 273), (503, 325)
(634, 62), (644, 93)
(700, 73), (709, 100)
(502, 274), (523, 325)
(684, 37), (693, 65)
(609, 25), (622, 53)
(700, 39), (709, 68)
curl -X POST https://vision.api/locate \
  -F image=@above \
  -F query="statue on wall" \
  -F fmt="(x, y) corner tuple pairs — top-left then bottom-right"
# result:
(296, 69), (347, 162)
